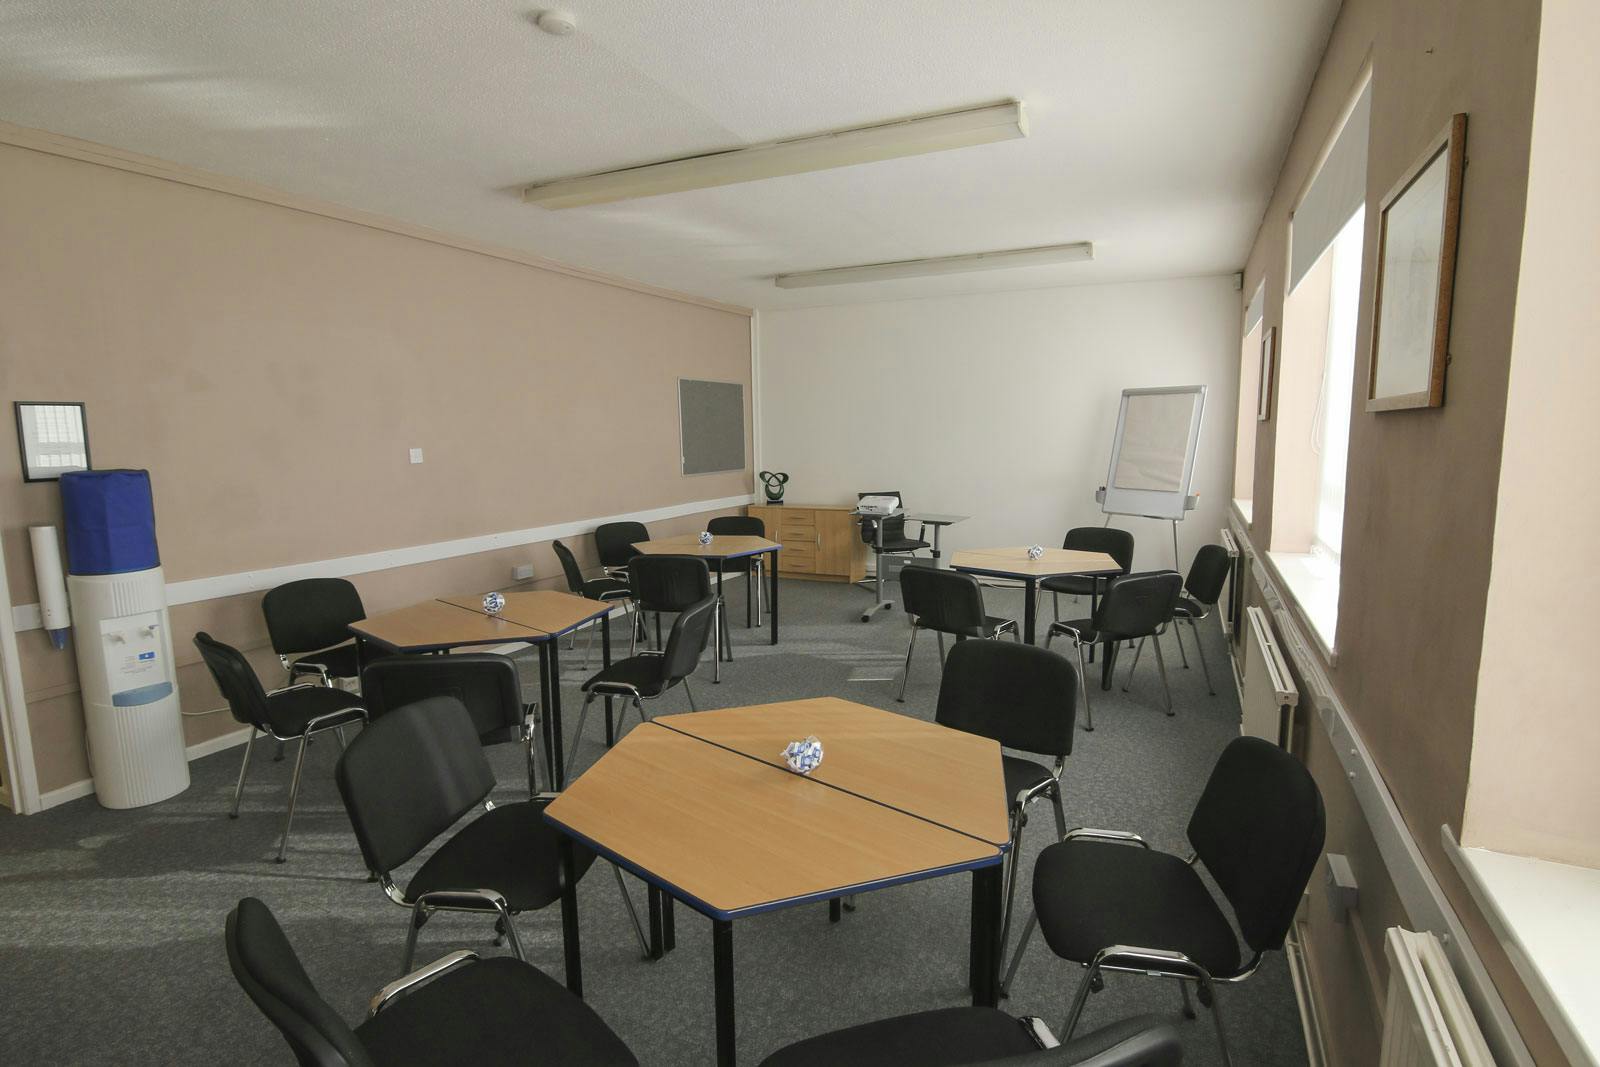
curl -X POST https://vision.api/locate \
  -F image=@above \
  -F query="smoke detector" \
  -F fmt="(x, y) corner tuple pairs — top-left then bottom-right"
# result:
(535, 9), (576, 36)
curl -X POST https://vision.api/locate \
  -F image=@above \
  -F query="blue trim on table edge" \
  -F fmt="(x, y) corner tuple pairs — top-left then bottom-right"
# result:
(544, 810), (1001, 923)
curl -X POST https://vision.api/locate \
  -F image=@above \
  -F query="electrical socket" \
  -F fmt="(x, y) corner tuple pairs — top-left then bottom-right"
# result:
(512, 563), (535, 582)
(408, 447), (424, 464)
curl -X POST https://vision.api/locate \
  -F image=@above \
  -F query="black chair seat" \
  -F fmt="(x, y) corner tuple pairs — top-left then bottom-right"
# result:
(1002, 755), (1055, 809)
(881, 537), (930, 553)
(405, 801), (596, 912)
(581, 655), (671, 698)
(1034, 839), (1241, 976)
(581, 576), (631, 600)
(986, 615), (1017, 636)
(1038, 574), (1106, 597)
(356, 955), (636, 1066)
(1173, 595), (1206, 619)
(759, 1006), (1041, 1067)
(264, 685), (366, 738)
(289, 642), (364, 681)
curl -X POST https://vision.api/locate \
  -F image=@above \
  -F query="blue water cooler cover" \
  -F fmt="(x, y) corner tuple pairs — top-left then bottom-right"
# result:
(59, 470), (161, 576)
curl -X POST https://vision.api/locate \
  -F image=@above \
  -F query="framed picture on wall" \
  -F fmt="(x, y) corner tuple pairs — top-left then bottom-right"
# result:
(1257, 326), (1276, 421)
(14, 401), (91, 482)
(1367, 114), (1467, 412)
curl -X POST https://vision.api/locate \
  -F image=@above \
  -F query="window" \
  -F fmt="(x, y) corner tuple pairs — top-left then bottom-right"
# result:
(1311, 208), (1364, 560)
(1234, 284), (1264, 523)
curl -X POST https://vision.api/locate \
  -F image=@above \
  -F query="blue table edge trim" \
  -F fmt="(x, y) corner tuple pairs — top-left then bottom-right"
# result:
(543, 810), (1001, 923)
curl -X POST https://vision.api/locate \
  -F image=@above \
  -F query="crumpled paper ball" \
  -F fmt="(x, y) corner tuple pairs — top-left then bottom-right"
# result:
(698, 530), (713, 545)
(1027, 545), (1045, 560)
(483, 591), (506, 615)
(781, 735), (824, 775)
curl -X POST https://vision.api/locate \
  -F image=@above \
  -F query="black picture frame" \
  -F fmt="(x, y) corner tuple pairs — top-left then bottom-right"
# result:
(14, 401), (92, 483)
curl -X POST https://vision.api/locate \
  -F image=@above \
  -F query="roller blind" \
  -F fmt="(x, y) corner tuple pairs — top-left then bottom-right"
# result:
(1290, 82), (1371, 292)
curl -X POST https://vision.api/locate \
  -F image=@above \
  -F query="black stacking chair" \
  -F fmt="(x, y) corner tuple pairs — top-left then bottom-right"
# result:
(1003, 737), (1325, 1067)
(1041, 528), (1135, 621)
(360, 654), (542, 795)
(1169, 545), (1230, 695)
(553, 538), (633, 666)
(629, 553), (722, 655)
(759, 1009), (1182, 1067)
(262, 578), (368, 687)
(898, 564), (1017, 702)
(1044, 572), (1183, 729)
(565, 594), (717, 779)
(937, 640), (1078, 977)
(226, 897), (637, 1067)
(194, 631), (367, 863)
(335, 697), (597, 972)
(707, 514), (769, 627)
(595, 521), (649, 581)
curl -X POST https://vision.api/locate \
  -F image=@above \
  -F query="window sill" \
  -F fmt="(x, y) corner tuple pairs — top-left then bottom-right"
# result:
(1233, 498), (1253, 525)
(1444, 830), (1600, 1064)
(1264, 550), (1338, 655)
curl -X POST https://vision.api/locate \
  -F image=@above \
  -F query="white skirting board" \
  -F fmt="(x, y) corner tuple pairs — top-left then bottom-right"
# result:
(39, 723), (252, 812)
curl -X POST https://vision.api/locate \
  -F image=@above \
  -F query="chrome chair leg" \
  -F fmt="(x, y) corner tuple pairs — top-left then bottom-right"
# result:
(402, 905), (426, 973)
(524, 729), (539, 797)
(1172, 618), (1190, 668)
(274, 739), (286, 762)
(276, 735), (311, 864)
(1000, 909), (1038, 996)
(229, 728), (258, 818)
(1074, 640), (1094, 731)
(1206, 975), (1235, 1067)
(1152, 634), (1174, 716)
(681, 678), (698, 712)
(998, 808), (1025, 982)
(564, 691), (599, 781)
(632, 695), (647, 724)
(334, 725), (348, 750)
(1190, 619), (1217, 695)
(1121, 638), (1145, 692)
(1179, 979), (1198, 1020)
(897, 627), (920, 702)
(1062, 964), (1100, 1040)
(936, 631), (947, 665)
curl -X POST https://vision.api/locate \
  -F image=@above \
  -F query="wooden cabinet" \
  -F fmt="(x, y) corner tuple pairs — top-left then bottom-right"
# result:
(748, 504), (867, 583)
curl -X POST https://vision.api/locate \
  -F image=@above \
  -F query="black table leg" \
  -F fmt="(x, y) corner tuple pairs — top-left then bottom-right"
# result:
(1022, 578), (1037, 644)
(1101, 640), (1119, 690)
(559, 837), (583, 996)
(713, 919), (736, 1066)
(601, 611), (614, 748)
(649, 886), (666, 961)
(663, 893), (675, 951)
(537, 643), (555, 785)
(717, 559), (732, 662)
(829, 898), (842, 923)
(546, 641), (566, 789)
(969, 862), (1002, 1007)
(769, 549), (779, 645)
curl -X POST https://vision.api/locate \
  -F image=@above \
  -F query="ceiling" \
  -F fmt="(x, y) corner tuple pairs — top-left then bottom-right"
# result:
(0, 1), (1340, 310)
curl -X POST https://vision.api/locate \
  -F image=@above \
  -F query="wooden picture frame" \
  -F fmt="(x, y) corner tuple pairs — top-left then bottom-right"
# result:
(14, 401), (91, 483)
(1367, 114), (1467, 411)
(1257, 326), (1276, 421)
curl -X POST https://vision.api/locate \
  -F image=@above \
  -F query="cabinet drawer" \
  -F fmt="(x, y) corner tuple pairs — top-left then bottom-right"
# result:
(778, 513), (817, 535)
(781, 541), (817, 563)
(781, 553), (817, 574)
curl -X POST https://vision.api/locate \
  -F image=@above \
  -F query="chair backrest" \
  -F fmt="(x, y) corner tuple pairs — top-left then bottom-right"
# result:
(707, 515), (764, 538)
(335, 697), (497, 876)
(194, 631), (272, 731)
(225, 897), (375, 1067)
(857, 490), (907, 545)
(595, 521), (648, 570)
(1062, 527), (1136, 573)
(1183, 544), (1231, 606)
(262, 579), (365, 657)
(361, 654), (524, 745)
(900, 565), (992, 637)
(1187, 736), (1326, 955)
(937, 639), (1077, 759)
(551, 539), (587, 595)
(660, 595), (718, 681)
(975, 1012), (1184, 1066)
(1093, 572), (1183, 640)
(629, 554), (711, 613)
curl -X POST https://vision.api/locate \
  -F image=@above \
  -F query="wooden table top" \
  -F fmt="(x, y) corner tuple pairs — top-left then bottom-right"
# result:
(951, 546), (1121, 579)
(655, 697), (1011, 847)
(631, 534), (781, 560)
(349, 599), (544, 652)
(440, 589), (611, 637)
(544, 724), (999, 920)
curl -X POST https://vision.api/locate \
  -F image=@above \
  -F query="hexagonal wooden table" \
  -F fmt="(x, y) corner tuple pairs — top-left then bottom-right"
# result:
(543, 698), (1009, 1066)
(951, 546), (1122, 644)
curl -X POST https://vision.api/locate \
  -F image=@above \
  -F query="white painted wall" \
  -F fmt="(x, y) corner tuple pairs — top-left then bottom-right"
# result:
(757, 276), (1241, 572)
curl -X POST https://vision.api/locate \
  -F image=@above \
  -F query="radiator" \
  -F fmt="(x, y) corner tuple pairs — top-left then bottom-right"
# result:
(1380, 928), (1496, 1067)
(1240, 605), (1297, 747)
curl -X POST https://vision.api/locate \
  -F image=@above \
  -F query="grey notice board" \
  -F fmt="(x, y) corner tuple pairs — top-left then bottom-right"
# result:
(678, 378), (746, 476)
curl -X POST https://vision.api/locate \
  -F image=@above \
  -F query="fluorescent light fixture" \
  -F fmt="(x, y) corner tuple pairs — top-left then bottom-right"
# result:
(773, 241), (1094, 289)
(523, 100), (1026, 209)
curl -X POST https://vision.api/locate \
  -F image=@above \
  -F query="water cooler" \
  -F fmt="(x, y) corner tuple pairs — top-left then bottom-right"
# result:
(60, 470), (189, 808)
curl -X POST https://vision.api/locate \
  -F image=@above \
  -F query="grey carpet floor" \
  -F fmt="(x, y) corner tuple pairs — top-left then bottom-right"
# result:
(0, 577), (1308, 1066)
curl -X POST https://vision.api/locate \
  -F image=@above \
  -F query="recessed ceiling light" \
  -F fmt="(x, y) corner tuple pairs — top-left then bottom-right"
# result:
(773, 241), (1094, 288)
(535, 9), (576, 36)
(523, 100), (1027, 209)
